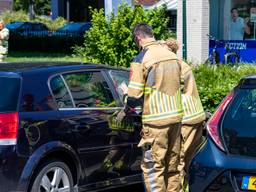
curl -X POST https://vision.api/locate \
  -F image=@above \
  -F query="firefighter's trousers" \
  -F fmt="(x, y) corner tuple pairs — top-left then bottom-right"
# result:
(139, 123), (181, 192)
(178, 122), (203, 186)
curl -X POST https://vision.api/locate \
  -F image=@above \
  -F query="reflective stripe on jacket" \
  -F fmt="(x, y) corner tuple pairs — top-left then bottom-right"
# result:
(127, 39), (183, 126)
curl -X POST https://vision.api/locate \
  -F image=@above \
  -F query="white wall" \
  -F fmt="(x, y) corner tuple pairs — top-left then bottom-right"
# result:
(177, 0), (183, 59)
(177, 0), (210, 64)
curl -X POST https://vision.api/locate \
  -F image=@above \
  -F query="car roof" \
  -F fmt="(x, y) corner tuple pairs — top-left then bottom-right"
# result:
(57, 22), (91, 31)
(6, 22), (48, 30)
(241, 75), (256, 80)
(7, 21), (45, 25)
(6, 22), (24, 29)
(0, 61), (127, 73)
(62, 22), (91, 26)
(238, 75), (256, 87)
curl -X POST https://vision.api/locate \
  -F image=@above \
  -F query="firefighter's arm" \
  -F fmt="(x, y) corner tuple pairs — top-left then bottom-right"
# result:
(126, 62), (145, 108)
(116, 62), (144, 123)
(182, 62), (196, 95)
(128, 62), (145, 98)
(178, 60), (192, 94)
(180, 60), (191, 81)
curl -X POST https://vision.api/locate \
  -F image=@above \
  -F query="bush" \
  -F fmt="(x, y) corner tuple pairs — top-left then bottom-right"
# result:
(34, 16), (67, 31)
(74, 4), (175, 67)
(194, 64), (256, 113)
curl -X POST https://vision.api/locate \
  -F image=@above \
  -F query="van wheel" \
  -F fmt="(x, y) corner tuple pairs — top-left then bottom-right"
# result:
(31, 160), (74, 192)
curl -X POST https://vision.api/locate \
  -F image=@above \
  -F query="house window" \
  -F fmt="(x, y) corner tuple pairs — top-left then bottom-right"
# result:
(210, 0), (256, 40)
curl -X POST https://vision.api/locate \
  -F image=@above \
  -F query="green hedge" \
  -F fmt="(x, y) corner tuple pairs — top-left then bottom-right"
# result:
(0, 11), (67, 31)
(194, 64), (256, 113)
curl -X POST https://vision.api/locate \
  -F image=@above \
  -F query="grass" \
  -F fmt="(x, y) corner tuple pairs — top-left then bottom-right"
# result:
(5, 51), (86, 62)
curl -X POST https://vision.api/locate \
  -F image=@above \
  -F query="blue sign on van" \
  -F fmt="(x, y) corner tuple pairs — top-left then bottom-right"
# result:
(209, 40), (256, 63)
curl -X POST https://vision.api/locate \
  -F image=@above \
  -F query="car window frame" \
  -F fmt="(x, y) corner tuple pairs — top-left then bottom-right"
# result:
(48, 69), (123, 111)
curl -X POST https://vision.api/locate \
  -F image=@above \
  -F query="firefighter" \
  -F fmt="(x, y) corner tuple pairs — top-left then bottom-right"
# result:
(120, 23), (183, 192)
(162, 38), (206, 188)
(0, 20), (9, 62)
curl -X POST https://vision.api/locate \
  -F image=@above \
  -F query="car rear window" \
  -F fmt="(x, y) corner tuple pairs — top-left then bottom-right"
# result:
(0, 77), (20, 112)
(222, 88), (256, 157)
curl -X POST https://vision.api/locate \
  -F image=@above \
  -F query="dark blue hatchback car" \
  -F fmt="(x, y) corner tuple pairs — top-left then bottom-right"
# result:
(6, 22), (50, 37)
(0, 62), (142, 192)
(189, 76), (256, 192)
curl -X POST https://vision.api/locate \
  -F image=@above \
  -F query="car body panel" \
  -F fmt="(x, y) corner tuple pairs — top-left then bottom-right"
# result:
(16, 141), (81, 191)
(190, 138), (256, 191)
(0, 146), (27, 192)
(0, 62), (143, 192)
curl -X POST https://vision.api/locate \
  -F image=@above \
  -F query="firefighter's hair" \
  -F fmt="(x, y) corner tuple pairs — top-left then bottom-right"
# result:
(165, 38), (179, 54)
(132, 23), (154, 38)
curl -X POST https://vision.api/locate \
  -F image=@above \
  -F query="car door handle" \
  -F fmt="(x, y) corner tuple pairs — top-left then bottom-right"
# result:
(73, 124), (91, 133)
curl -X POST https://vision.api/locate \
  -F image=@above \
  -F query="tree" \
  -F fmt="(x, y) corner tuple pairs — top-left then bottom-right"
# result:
(13, 0), (51, 15)
(34, 0), (51, 15)
(13, 0), (29, 11)
(74, 4), (175, 67)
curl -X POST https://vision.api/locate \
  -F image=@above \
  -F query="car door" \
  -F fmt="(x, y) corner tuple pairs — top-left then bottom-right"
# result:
(49, 69), (133, 189)
(108, 70), (143, 177)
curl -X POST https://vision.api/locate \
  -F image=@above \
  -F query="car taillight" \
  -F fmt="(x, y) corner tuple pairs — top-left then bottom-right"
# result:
(207, 91), (234, 151)
(0, 112), (18, 145)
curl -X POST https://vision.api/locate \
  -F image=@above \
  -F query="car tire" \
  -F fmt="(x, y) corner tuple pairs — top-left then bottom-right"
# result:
(31, 159), (74, 192)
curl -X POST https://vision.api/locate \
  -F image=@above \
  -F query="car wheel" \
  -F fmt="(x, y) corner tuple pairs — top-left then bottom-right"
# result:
(31, 159), (74, 192)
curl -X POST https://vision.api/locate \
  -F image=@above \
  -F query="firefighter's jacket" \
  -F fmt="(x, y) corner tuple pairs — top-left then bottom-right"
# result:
(127, 38), (183, 126)
(0, 28), (9, 55)
(179, 61), (206, 125)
